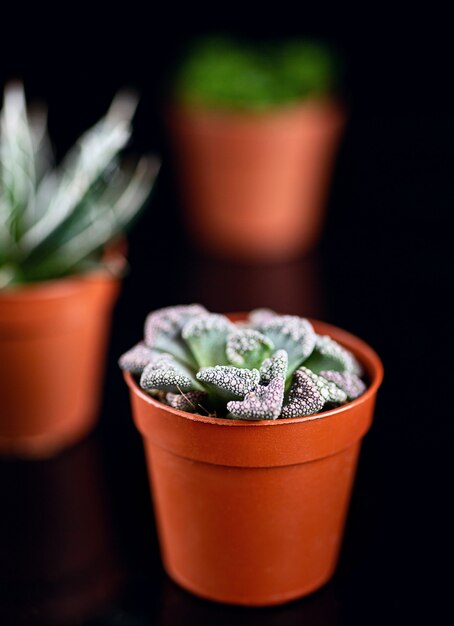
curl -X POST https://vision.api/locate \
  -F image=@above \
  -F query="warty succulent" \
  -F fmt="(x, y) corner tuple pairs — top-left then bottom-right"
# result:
(119, 305), (367, 421)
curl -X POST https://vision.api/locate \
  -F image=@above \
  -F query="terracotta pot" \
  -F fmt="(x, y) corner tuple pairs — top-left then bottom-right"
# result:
(0, 269), (121, 458)
(124, 318), (383, 606)
(168, 102), (344, 262)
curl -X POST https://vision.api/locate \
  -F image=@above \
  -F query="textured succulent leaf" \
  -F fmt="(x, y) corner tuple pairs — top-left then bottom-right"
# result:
(299, 366), (347, 405)
(281, 369), (325, 418)
(183, 313), (234, 368)
(248, 308), (279, 327)
(260, 349), (289, 383)
(303, 334), (363, 376)
(196, 365), (260, 399)
(226, 328), (274, 368)
(166, 391), (209, 413)
(228, 377), (285, 420)
(254, 315), (316, 376)
(118, 342), (160, 374)
(145, 304), (207, 367)
(320, 370), (366, 400)
(140, 354), (201, 393)
(120, 307), (369, 420)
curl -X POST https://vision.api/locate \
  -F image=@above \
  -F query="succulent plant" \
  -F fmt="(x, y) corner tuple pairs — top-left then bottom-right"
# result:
(173, 37), (338, 112)
(119, 306), (367, 421)
(0, 82), (160, 287)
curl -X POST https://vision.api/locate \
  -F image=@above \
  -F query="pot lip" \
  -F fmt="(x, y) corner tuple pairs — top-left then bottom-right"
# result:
(167, 98), (345, 122)
(124, 317), (383, 429)
(0, 244), (126, 302)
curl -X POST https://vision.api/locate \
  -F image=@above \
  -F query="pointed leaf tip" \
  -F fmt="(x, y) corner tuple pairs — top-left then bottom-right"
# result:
(226, 328), (274, 368)
(260, 349), (289, 383)
(320, 370), (366, 400)
(281, 370), (325, 418)
(228, 377), (285, 420)
(196, 365), (260, 397)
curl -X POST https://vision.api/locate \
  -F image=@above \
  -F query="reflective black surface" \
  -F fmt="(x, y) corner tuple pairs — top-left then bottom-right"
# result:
(1, 23), (452, 625)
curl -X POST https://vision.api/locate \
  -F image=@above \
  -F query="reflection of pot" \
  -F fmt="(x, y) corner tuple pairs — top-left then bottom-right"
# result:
(125, 318), (383, 606)
(168, 102), (344, 262)
(0, 265), (122, 458)
(183, 253), (325, 319)
(157, 576), (342, 626)
(0, 433), (121, 625)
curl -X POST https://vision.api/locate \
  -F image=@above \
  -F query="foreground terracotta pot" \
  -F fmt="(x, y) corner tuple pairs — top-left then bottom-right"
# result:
(0, 271), (121, 458)
(124, 318), (383, 606)
(168, 102), (344, 262)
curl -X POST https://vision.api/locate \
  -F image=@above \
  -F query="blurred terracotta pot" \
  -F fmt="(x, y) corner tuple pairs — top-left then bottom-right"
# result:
(124, 318), (383, 606)
(168, 102), (344, 261)
(0, 266), (122, 458)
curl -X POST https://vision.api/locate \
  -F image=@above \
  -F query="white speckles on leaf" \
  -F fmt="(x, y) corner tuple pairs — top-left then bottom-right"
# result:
(226, 329), (274, 367)
(299, 366), (347, 405)
(320, 370), (366, 400)
(140, 354), (200, 393)
(118, 342), (159, 374)
(145, 304), (207, 345)
(144, 304), (207, 366)
(248, 308), (278, 327)
(260, 349), (289, 383)
(281, 370), (325, 418)
(304, 334), (363, 376)
(182, 313), (234, 367)
(254, 315), (316, 373)
(196, 365), (260, 397)
(228, 377), (285, 420)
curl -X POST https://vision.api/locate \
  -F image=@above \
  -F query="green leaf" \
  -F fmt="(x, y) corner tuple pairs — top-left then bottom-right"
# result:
(303, 335), (363, 376)
(182, 313), (234, 368)
(144, 304), (207, 367)
(226, 328), (273, 368)
(254, 315), (316, 377)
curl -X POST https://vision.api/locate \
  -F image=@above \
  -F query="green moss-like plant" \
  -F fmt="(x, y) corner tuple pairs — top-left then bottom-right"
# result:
(0, 82), (160, 287)
(119, 306), (366, 421)
(172, 37), (338, 112)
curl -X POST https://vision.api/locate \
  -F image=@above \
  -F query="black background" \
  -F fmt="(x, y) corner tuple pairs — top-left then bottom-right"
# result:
(1, 10), (453, 625)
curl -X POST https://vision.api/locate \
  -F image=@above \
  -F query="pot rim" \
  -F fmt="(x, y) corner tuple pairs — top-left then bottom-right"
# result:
(0, 244), (127, 302)
(166, 99), (346, 126)
(124, 317), (383, 429)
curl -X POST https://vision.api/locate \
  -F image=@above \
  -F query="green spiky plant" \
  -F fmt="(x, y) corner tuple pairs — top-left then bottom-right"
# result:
(172, 37), (339, 112)
(119, 305), (367, 421)
(0, 82), (160, 288)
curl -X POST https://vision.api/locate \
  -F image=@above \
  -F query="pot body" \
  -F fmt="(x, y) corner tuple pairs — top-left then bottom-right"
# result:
(0, 273), (120, 457)
(125, 320), (383, 606)
(168, 102), (344, 262)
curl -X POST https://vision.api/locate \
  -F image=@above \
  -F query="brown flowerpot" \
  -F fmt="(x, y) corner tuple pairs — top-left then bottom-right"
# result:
(168, 102), (344, 262)
(0, 269), (121, 458)
(124, 318), (383, 606)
